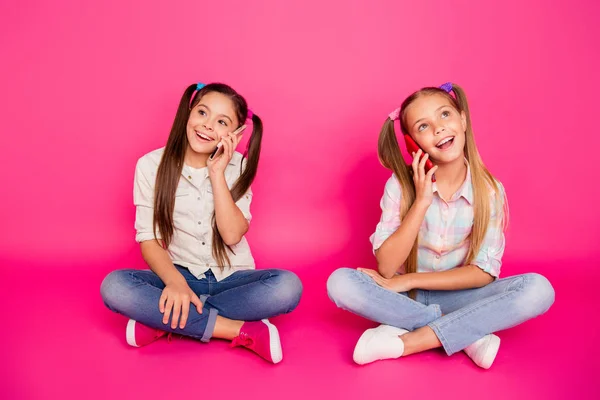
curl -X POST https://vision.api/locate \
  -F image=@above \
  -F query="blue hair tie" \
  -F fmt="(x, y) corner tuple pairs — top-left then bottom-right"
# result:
(439, 82), (453, 93)
(189, 83), (206, 109)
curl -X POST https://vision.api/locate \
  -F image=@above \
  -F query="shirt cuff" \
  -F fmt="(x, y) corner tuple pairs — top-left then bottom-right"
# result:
(471, 255), (501, 278)
(136, 232), (161, 243)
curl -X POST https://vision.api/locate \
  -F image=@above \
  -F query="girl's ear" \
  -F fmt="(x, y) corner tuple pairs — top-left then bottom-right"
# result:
(461, 110), (467, 132)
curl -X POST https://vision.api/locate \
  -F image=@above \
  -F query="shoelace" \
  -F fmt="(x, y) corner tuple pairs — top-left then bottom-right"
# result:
(231, 332), (253, 348)
(150, 328), (173, 343)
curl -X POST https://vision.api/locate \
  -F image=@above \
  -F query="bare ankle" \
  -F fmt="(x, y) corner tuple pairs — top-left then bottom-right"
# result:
(398, 327), (442, 356)
(398, 332), (415, 356)
(212, 317), (244, 341)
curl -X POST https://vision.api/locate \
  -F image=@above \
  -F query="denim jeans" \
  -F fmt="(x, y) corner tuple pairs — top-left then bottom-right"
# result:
(327, 268), (555, 355)
(101, 266), (303, 342)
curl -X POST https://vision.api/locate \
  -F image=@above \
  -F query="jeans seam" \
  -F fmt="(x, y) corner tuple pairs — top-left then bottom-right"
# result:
(334, 269), (441, 331)
(428, 321), (453, 355)
(428, 275), (528, 355)
(423, 290), (430, 306)
(437, 275), (528, 330)
(436, 290), (518, 330)
(260, 271), (280, 288)
(219, 270), (271, 284)
(505, 276), (526, 292)
(351, 270), (431, 311)
(127, 271), (160, 288)
(430, 290), (520, 355)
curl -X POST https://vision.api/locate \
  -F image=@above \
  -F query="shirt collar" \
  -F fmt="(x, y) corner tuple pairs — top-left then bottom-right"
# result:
(228, 153), (240, 166)
(183, 151), (240, 172)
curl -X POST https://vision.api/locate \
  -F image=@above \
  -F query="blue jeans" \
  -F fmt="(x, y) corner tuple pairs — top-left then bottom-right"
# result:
(101, 266), (303, 342)
(327, 268), (555, 355)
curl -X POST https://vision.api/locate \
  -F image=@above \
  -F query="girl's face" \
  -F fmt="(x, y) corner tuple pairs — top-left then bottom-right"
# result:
(186, 91), (240, 155)
(403, 93), (467, 165)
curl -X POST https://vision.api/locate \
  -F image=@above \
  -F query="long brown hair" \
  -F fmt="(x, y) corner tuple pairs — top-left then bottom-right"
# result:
(153, 83), (263, 268)
(378, 84), (507, 293)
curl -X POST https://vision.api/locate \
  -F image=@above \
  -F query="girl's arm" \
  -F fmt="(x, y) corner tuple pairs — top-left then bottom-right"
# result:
(405, 265), (494, 290)
(207, 133), (250, 246)
(376, 201), (429, 278)
(210, 172), (249, 246)
(134, 157), (202, 330)
(134, 158), (185, 284)
(375, 151), (438, 279)
(140, 240), (186, 285)
(359, 264), (493, 292)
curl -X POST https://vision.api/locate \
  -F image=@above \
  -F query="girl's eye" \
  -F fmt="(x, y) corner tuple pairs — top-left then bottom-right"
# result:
(199, 110), (206, 116)
(418, 123), (428, 132)
(218, 120), (227, 126)
(441, 110), (450, 118)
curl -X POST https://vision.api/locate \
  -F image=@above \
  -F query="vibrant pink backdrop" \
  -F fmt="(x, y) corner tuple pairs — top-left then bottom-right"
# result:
(1, 0), (598, 269)
(0, 1), (599, 399)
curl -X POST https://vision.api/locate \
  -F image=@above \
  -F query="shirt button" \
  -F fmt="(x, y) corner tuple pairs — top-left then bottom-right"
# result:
(188, 175), (192, 179)
(197, 221), (201, 225)
(435, 255), (440, 259)
(205, 263), (209, 267)
(197, 197), (201, 200)
(202, 242), (206, 245)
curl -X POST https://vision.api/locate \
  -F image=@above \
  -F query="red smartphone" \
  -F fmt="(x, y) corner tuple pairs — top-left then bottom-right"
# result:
(403, 134), (434, 171)
(403, 134), (436, 181)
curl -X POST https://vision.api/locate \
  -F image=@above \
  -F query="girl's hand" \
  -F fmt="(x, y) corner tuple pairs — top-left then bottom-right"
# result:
(207, 131), (244, 177)
(159, 280), (203, 329)
(358, 268), (413, 293)
(412, 149), (438, 208)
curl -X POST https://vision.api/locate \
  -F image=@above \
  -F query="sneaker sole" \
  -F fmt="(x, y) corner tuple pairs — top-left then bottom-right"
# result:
(261, 319), (283, 364)
(126, 319), (139, 347)
(478, 334), (501, 369)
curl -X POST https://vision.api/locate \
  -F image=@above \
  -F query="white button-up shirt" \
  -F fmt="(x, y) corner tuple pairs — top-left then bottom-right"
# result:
(134, 147), (255, 281)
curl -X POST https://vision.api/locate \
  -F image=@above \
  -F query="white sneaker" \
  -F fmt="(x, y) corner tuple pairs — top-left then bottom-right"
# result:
(463, 334), (500, 369)
(353, 324), (408, 365)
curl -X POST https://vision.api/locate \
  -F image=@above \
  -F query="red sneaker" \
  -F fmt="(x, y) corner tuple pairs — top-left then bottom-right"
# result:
(126, 319), (168, 347)
(231, 319), (283, 364)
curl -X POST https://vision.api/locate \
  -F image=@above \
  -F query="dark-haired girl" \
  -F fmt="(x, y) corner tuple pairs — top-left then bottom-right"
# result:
(101, 83), (302, 364)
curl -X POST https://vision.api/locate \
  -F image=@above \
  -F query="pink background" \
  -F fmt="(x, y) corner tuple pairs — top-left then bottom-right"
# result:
(0, 0), (598, 399)
(1, 0), (599, 268)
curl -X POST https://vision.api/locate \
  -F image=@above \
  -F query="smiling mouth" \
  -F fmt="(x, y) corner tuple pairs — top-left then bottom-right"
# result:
(436, 136), (454, 150)
(195, 131), (214, 142)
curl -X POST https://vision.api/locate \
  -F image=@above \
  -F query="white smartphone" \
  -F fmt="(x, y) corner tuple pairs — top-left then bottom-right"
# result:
(209, 124), (247, 160)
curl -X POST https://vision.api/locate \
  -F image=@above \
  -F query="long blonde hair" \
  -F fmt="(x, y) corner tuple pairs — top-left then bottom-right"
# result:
(378, 84), (508, 291)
